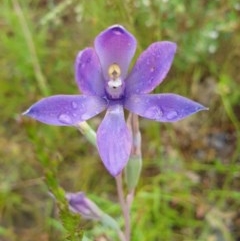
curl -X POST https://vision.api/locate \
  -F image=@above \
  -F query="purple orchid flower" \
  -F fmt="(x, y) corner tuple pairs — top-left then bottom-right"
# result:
(24, 25), (207, 176)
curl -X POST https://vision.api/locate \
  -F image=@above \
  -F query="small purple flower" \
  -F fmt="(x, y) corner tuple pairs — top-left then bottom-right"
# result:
(24, 25), (207, 176)
(66, 192), (103, 220)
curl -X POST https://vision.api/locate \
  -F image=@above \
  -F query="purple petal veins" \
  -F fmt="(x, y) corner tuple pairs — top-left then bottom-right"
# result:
(124, 94), (208, 122)
(24, 95), (107, 126)
(126, 42), (177, 95)
(97, 104), (132, 176)
(94, 25), (137, 80)
(75, 48), (105, 96)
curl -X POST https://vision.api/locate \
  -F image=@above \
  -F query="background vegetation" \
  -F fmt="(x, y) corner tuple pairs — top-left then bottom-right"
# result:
(0, 0), (240, 240)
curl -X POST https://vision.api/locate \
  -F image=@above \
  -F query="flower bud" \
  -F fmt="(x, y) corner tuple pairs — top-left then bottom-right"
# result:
(66, 192), (122, 234)
(66, 192), (103, 220)
(125, 131), (142, 190)
(125, 154), (142, 190)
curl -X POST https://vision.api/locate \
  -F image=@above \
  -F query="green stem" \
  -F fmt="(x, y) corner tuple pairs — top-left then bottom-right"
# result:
(115, 174), (130, 241)
(76, 121), (97, 146)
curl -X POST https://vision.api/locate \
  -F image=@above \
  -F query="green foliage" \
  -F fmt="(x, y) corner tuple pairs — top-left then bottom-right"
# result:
(0, 0), (240, 240)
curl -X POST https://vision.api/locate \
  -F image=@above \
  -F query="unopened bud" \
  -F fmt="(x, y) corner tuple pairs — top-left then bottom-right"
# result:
(125, 154), (142, 190)
(126, 114), (142, 190)
(66, 192), (103, 220)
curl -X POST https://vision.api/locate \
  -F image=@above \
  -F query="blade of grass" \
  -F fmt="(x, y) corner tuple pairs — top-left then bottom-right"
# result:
(12, 0), (49, 96)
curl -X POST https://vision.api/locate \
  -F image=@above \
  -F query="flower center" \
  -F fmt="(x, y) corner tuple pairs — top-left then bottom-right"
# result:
(106, 63), (125, 100)
(108, 63), (121, 79)
(107, 63), (122, 88)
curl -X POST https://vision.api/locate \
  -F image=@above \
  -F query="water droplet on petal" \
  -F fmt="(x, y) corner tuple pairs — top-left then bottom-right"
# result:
(135, 88), (140, 93)
(80, 62), (85, 69)
(146, 59), (151, 65)
(71, 101), (78, 109)
(148, 77), (154, 84)
(133, 96), (141, 104)
(166, 110), (178, 120)
(59, 114), (72, 124)
(145, 106), (163, 120)
(150, 66), (155, 73)
(81, 113), (91, 120)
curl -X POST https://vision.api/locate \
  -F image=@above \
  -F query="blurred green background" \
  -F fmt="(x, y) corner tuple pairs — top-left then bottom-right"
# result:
(0, 0), (240, 240)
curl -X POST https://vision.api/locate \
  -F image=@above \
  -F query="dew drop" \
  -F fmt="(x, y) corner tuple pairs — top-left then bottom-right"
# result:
(80, 103), (86, 109)
(135, 88), (140, 93)
(71, 101), (78, 109)
(58, 114), (72, 124)
(80, 63), (85, 69)
(81, 113), (91, 120)
(146, 59), (151, 65)
(133, 96), (141, 103)
(145, 106), (163, 120)
(166, 110), (178, 120)
(150, 66), (155, 72)
(148, 77), (154, 84)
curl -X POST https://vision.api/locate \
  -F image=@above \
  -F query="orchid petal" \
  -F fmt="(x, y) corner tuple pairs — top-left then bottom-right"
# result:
(126, 42), (177, 95)
(94, 25), (137, 80)
(23, 95), (107, 126)
(125, 94), (208, 122)
(97, 104), (132, 176)
(75, 48), (105, 96)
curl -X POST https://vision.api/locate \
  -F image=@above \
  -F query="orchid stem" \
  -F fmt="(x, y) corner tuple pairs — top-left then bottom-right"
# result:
(117, 230), (127, 241)
(115, 174), (130, 241)
(76, 121), (97, 147)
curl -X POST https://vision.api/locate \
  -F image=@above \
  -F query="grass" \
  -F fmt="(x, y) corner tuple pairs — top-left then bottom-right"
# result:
(0, 0), (240, 240)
